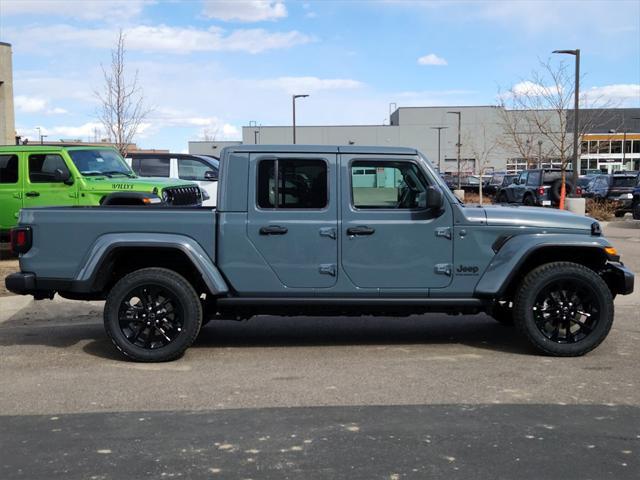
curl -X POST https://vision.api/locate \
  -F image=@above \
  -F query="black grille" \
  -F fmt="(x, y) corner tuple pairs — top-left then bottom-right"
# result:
(163, 186), (202, 206)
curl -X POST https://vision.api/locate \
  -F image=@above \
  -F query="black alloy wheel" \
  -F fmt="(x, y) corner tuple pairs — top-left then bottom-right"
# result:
(118, 285), (184, 349)
(514, 262), (614, 356)
(531, 280), (599, 344)
(104, 268), (202, 362)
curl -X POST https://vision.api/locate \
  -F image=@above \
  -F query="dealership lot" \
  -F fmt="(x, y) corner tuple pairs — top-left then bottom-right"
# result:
(1, 220), (639, 478)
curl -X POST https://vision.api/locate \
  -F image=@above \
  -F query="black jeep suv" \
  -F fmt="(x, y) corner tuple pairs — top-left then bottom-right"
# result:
(495, 169), (580, 207)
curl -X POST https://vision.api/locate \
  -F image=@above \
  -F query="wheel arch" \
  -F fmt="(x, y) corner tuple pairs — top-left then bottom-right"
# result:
(74, 233), (229, 296)
(475, 234), (611, 300)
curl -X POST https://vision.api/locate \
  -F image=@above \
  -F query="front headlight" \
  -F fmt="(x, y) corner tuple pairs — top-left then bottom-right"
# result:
(162, 190), (169, 202)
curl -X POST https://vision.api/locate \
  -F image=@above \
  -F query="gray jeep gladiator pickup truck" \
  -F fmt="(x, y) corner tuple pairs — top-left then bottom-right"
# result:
(5, 145), (634, 362)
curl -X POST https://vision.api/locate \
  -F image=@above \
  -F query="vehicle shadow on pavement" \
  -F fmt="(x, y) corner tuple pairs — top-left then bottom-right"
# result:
(191, 314), (534, 356)
(0, 305), (535, 360)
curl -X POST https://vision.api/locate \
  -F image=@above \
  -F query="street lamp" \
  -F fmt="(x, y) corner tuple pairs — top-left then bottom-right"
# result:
(552, 48), (580, 186)
(430, 126), (448, 173)
(447, 111), (462, 190)
(292, 94), (309, 144)
(537, 140), (543, 168)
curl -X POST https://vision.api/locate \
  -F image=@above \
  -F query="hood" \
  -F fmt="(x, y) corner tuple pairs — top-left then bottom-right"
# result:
(81, 175), (196, 192)
(482, 204), (595, 232)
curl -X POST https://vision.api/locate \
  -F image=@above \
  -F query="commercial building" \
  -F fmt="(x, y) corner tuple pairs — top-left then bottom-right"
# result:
(189, 105), (640, 175)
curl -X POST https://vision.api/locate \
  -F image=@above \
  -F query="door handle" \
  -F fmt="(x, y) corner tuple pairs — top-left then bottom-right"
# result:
(25, 191), (40, 198)
(259, 225), (288, 235)
(347, 226), (375, 236)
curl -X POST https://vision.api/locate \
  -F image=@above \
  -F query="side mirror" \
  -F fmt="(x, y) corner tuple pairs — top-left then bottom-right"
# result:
(54, 168), (73, 185)
(204, 170), (218, 181)
(512, 178), (520, 185)
(418, 186), (443, 209)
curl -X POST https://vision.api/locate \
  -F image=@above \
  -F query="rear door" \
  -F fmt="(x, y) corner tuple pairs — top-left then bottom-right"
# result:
(23, 152), (79, 208)
(0, 153), (22, 232)
(340, 154), (453, 289)
(247, 153), (338, 288)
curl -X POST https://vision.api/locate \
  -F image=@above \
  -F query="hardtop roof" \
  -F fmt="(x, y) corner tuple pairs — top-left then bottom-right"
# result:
(225, 145), (418, 155)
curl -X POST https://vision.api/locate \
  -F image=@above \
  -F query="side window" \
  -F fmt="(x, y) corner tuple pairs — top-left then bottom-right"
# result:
(28, 154), (69, 183)
(178, 158), (216, 181)
(351, 161), (428, 209)
(0, 154), (19, 184)
(518, 172), (528, 185)
(138, 158), (170, 177)
(257, 159), (327, 209)
(527, 171), (541, 186)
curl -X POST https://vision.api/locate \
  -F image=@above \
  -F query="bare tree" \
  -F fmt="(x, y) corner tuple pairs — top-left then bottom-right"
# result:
(498, 59), (610, 208)
(95, 30), (151, 156)
(464, 124), (499, 205)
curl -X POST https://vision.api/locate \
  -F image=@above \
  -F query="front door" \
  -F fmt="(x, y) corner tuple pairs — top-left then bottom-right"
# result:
(22, 153), (78, 209)
(340, 155), (453, 289)
(247, 153), (338, 288)
(0, 153), (22, 232)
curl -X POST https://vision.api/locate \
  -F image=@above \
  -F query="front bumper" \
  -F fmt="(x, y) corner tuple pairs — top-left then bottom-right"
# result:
(603, 262), (635, 295)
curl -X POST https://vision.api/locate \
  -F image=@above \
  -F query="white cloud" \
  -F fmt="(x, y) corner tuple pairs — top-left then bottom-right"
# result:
(254, 76), (364, 94)
(14, 95), (68, 115)
(0, 0), (152, 21)
(14, 95), (47, 113)
(17, 122), (103, 142)
(417, 53), (447, 66)
(202, 0), (287, 22)
(8, 24), (313, 55)
(511, 80), (559, 98)
(582, 84), (640, 107)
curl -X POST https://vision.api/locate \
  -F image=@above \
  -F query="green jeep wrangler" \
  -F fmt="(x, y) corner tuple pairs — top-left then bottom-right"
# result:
(0, 145), (203, 239)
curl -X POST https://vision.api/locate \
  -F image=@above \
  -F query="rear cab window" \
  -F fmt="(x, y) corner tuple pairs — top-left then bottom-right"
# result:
(612, 176), (637, 188)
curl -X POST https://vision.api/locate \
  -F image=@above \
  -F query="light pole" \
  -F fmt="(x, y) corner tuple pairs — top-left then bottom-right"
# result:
(292, 94), (309, 144)
(538, 140), (543, 168)
(36, 126), (43, 144)
(553, 48), (580, 187)
(447, 111), (462, 190)
(430, 126), (448, 173)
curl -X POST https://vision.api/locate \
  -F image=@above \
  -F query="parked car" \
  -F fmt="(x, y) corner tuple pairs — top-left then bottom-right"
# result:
(495, 168), (581, 207)
(484, 173), (518, 196)
(0, 145), (202, 240)
(584, 172), (639, 217)
(632, 183), (640, 220)
(126, 153), (219, 207)
(6, 145), (633, 361)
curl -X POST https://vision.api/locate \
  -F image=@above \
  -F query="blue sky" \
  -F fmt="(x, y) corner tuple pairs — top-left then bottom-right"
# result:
(1, 0), (639, 152)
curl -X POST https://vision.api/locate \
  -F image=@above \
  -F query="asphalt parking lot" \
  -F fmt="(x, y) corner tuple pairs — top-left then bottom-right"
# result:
(1, 221), (639, 479)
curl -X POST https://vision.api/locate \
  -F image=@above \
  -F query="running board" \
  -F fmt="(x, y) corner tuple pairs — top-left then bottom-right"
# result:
(216, 297), (486, 307)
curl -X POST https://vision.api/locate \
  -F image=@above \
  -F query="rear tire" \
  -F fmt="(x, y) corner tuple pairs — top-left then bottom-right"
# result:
(104, 268), (202, 362)
(523, 194), (535, 206)
(513, 262), (613, 357)
(496, 192), (508, 204)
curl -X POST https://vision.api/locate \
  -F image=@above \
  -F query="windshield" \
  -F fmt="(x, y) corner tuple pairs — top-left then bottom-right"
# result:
(68, 149), (134, 177)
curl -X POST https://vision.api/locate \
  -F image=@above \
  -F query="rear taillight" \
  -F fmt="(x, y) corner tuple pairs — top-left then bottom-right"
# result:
(537, 186), (545, 195)
(576, 186), (582, 195)
(10, 227), (32, 255)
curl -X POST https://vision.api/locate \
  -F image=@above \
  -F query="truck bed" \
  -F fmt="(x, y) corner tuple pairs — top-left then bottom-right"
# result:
(18, 206), (216, 281)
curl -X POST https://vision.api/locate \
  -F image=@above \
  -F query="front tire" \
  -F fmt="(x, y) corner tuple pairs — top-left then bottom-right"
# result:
(104, 268), (203, 362)
(633, 201), (640, 220)
(513, 262), (614, 357)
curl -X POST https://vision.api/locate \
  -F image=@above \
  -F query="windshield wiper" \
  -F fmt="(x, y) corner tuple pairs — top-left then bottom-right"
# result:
(101, 171), (136, 178)
(81, 171), (110, 177)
